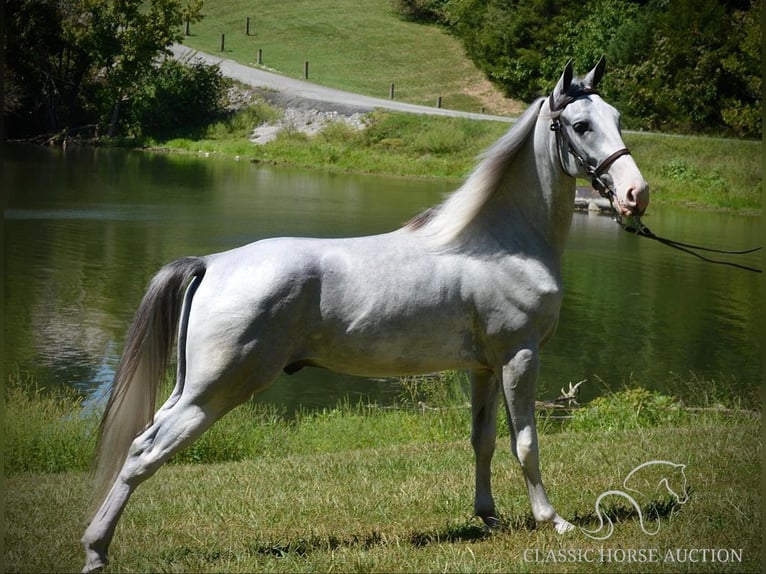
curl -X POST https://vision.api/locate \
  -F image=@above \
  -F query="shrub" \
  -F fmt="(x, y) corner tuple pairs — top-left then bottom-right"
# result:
(570, 387), (688, 432)
(123, 58), (230, 137)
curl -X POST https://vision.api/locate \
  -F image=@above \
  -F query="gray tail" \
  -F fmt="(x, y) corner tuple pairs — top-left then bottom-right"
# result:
(90, 256), (207, 511)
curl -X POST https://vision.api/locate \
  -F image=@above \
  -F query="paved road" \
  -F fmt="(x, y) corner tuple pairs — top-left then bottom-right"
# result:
(171, 44), (514, 122)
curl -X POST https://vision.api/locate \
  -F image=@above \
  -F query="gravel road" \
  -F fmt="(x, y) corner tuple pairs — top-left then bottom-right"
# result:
(171, 44), (514, 123)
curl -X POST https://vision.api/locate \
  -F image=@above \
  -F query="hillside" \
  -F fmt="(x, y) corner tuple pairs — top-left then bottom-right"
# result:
(180, 0), (523, 115)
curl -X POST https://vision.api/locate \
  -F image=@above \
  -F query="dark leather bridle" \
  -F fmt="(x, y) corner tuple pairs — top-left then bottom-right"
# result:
(548, 88), (631, 206)
(547, 88), (762, 273)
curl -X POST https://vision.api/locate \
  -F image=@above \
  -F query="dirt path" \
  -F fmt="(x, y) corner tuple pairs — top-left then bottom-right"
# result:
(171, 44), (515, 123)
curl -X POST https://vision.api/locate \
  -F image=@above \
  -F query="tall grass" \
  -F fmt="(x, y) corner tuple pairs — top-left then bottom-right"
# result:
(4, 372), (99, 475)
(4, 369), (758, 477)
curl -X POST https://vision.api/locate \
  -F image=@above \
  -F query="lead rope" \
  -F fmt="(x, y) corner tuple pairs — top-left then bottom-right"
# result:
(551, 115), (763, 274)
(618, 215), (762, 273)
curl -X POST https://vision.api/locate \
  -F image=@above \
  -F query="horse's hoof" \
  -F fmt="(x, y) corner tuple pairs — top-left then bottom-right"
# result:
(553, 516), (574, 533)
(479, 514), (501, 531)
(82, 561), (105, 574)
(82, 547), (107, 573)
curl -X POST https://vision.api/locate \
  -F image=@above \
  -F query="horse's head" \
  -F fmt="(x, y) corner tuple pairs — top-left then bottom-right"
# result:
(548, 57), (649, 217)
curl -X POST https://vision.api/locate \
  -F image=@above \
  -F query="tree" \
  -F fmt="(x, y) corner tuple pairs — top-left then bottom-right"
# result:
(182, 0), (205, 36)
(4, 0), (212, 138)
(4, 0), (83, 136)
(72, 0), (184, 135)
(421, 0), (761, 136)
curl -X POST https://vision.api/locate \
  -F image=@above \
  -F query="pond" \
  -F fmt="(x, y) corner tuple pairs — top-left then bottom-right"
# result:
(3, 144), (762, 412)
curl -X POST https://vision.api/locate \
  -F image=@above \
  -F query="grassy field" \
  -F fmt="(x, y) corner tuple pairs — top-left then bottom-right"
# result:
(180, 0), (517, 115)
(4, 372), (762, 572)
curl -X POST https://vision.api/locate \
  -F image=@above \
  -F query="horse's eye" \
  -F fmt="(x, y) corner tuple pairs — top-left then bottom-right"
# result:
(573, 121), (590, 135)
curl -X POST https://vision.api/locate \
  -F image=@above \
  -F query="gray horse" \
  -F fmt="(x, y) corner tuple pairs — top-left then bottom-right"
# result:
(82, 58), (648, 571)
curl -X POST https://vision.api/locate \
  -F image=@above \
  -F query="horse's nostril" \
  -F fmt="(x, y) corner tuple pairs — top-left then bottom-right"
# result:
(626, 183), (649, 214)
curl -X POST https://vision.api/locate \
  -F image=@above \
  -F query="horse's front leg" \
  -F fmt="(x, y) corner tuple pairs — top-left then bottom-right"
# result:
(470, 369), (500, 527)
(501, 347), (573, 533)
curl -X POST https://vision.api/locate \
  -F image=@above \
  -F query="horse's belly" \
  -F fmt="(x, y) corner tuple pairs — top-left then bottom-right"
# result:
(311, 325), (484, 377)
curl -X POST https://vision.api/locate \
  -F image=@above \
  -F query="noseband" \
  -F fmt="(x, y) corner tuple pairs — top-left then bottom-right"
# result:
(548, 89), (631, 207)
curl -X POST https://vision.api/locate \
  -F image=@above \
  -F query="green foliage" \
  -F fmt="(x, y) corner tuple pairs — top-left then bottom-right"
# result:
(123, 58), (229, 137)
(4, 372), (99, 475)
(172, 402), (288, 464)
(659, 160), (727, 194)
(181, 0), (205, 31)
(4, 0), (225, 138)
(623, 131), (761, 211)
(243, 110), (507, 178)
(393, 0), (448, 22)
(397, 370), (470, 409)
(205, 103), (282, 139)
(416, 0), (762, 137)
(440, 0), (585, 101)
(4, 0), (86, 135)
(570, 387), (688, 432)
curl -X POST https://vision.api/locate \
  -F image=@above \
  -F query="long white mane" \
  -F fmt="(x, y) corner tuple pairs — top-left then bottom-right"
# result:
(407, 98), (545, 246)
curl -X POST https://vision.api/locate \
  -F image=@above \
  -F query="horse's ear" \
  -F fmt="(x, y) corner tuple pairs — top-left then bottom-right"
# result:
(551, 60), (574, 110)
(584, 56), (607, 90)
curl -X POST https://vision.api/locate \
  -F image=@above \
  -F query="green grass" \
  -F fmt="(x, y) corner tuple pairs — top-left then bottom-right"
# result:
(3, 371), (100, 475)
(4, 370), (762, 572)
(624, 133), (762, 212)
(180, 0), (514, 114)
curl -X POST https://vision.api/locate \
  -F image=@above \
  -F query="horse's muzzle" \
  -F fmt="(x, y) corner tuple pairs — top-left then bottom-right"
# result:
(622, 181), (649, 216)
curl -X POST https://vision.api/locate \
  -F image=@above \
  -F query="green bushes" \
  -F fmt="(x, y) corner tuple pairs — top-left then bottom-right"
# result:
(398, 0), (761, 138)
(569, 387), (688, 432)
(124, 59), (230, 137)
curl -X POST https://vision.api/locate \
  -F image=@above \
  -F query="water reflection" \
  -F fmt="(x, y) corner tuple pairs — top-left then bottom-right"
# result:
(3, 144), (761, 412)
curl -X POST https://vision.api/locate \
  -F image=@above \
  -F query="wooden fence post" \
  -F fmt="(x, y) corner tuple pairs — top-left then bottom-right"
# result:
(220, 33), (225, 52)
(390, 83), (395, 99)
(257, 48), (263, 65)
(246, 17), (250, 35)
(437, 96), (442, 108)
(304, 61), (309, 79)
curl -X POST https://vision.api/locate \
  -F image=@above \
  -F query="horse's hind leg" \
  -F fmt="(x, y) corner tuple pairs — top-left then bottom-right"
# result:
(470, 369), (500, 526)
(501, 348), (573, 533)
(81, 396), (229, 572)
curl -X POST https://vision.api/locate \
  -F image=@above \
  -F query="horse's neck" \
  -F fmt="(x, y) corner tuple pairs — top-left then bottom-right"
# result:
(484, 115), (575, 256)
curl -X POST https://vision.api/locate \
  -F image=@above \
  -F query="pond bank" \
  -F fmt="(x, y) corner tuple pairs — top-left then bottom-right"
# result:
(137, 83), (762, 214)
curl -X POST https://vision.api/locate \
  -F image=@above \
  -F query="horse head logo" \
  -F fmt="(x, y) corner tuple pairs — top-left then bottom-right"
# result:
(580, 460), (689, 540)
